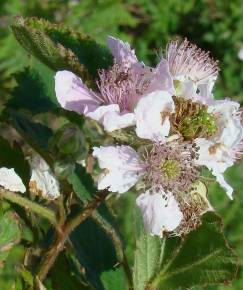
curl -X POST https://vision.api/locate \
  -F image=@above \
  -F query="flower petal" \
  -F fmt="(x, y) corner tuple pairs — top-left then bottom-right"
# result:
(135, 90), (175, 141)
(136, 187), (183, 237)
(195, 138), (234, 199)
(55, 70), (100, 114)
(213, 170), (233, 199)
(93, 146), (145, 193)
(29, 155), (60, 200)
(148, 59), (175, 95)
(87, 104), (135, 132)
(107, 36), (137, 65)
(0, 168), (26, 193)
(195, 138), (233, 172)
(208, 100), (242, 148)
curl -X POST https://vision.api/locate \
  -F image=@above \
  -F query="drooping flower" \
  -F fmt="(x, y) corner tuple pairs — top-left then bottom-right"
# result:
(0, 168), (26, 193)
(55, 36), (174, 132)
(29, 155), (60, 200)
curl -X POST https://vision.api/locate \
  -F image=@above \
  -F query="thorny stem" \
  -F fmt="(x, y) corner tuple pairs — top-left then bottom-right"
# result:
(0, 189), (57, 225)
(37, 189), (110, 283)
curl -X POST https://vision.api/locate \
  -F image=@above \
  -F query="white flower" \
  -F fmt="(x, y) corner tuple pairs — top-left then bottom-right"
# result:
(93, 141), (200, 194)
(195, 100), (243, 198)
(136, 187), (183, 237)
(29, 155), (60, 200)
(134, 90), (175, 142)
(165, 38), (219, 102)
(93, 146), (145, 193)
(0, 168), (26, 193)
(55, 36), (174, 132)
(93, 143), (201, 237)
(238, 48), (243, 60)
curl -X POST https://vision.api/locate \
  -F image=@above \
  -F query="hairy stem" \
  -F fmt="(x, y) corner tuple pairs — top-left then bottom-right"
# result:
(0, 189), (57, 225)
(37, 189), (109, 282)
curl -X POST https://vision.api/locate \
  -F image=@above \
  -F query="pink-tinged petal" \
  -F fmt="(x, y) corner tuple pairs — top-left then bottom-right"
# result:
(55, 70), (100, 114)
(148, 59), (175, 95)
(135, 90), (175, 142)
(136, 187), (183, 237)
(0, 168), (26, 193)
(87, 105), (135, 132)
(93, 146), (145, 193)
(107, 36), (137, 65)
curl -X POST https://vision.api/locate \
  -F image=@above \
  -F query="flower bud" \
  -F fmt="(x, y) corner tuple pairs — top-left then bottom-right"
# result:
(51, 124), (87, 158)
(54, 160), (75, 180)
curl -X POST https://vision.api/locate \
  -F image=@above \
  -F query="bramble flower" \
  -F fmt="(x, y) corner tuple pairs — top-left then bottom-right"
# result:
(93, 141), (202, 236)
(56, 35), (242, 237)
(0, 168), (26, 193)
(29, 155), (60, 200)
(165, 38), (219, 102)
(195, 100), (243, 198)
(140, 38), (243, 198)
(55, 36), (174, 132)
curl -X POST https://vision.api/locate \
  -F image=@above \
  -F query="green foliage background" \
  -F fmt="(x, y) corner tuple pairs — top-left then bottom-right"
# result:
(0, 0), (243, 289)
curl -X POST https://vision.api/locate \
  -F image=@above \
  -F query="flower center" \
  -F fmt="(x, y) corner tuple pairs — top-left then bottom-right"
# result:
(171, 96), (218, 140)
(160, 159), (181, 180)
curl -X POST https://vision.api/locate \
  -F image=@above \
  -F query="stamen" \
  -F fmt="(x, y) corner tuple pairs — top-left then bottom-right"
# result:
(166, 38), (219, 83)
(97, 62), (151, 112)
(145, 141), (200, 194)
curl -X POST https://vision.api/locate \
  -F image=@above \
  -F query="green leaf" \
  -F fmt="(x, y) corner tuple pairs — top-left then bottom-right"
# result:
(49, 254), (90, 290)
(17, 16), (113, 77)
(100, 268), (126, 290)
(133, 235), (168, 290)
(0, 211), (21, 262)
(11, 16), (113, 84)
(67, 163), (96, 203)
(0, 245), (25, 290)
(69, 217), (125, 290)
(64, 162), (127, 289)
(0, 136), (30, 187)
(11, 16), (91, 85)
(6, 110), (53, 165)
(7, 63), (59, 114)
(17, 265), (34, 287)
(133, 212), (238, 290)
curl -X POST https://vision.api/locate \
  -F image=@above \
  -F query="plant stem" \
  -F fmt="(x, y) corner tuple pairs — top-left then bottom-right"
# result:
(37, 189), (109, 282)
(0, 189), (57, 225)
